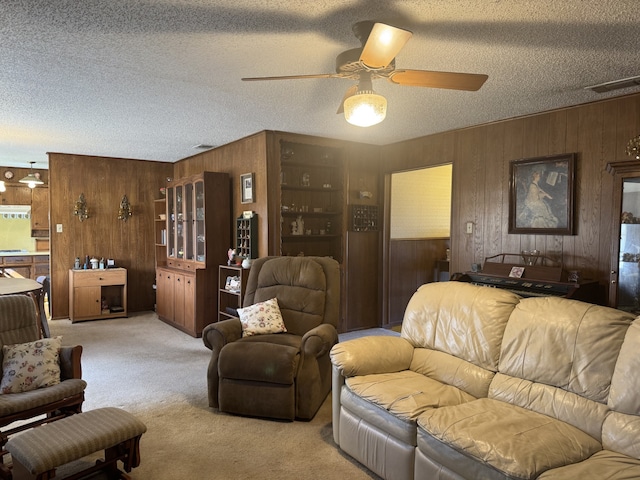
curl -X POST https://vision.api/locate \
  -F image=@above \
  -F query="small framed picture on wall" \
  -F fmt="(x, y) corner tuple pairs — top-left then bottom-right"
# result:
(241, 173), (254, 204)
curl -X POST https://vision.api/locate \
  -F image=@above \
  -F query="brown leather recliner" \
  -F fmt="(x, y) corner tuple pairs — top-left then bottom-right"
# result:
(202, 256), (340, 421)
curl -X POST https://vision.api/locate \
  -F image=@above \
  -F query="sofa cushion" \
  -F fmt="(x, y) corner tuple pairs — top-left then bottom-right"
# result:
(489, 373), (610, 441)
(609, 319), (640, 416)
(411, 348), (495, 399)
(246, 256), (330, 336)
(0, 378), (86, 415)
(601, 411), (640, 460)
(536, 450), (640, 480)
(237, 298), (287, 337)
(499, 297), (633, 404)
(401, 282), (520, 371)
(1, 336), (62, 394)
(218, 342), (299, 385)
(417, 398), (602, 480)
(342, 370), (476, 446)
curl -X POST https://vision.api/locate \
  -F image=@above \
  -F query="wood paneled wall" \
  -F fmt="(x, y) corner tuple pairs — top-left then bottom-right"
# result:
(43, 91), (640, 326)
(381, 92), (640, 323)
(49, 153), (172, 318)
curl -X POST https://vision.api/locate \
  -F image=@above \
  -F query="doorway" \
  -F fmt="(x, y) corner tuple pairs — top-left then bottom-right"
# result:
(382, 164), (452, 326)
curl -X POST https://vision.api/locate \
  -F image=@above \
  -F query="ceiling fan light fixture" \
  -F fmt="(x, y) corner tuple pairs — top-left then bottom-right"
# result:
(344, 91), (387, 127)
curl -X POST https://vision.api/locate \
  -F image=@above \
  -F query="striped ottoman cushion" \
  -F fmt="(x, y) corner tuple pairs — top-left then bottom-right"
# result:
(6, 407), (146, 475)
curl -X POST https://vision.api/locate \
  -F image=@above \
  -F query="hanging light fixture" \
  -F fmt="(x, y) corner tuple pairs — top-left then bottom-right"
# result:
(19, 161), (44, 189)
(626, 135), (640, 159)
(343, 72), (387, 127)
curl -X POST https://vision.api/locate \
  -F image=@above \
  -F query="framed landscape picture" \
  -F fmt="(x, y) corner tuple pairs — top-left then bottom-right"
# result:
(509, 153), (576, 235)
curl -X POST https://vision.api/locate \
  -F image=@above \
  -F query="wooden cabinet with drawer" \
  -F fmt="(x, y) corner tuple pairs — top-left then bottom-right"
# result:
(69, 268), (127, 322)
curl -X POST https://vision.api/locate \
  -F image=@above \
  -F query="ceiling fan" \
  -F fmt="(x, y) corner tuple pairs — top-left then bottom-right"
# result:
(242, 21), (488, 127)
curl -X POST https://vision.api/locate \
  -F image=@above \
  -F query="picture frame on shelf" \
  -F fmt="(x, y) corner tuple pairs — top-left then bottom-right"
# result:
(508, 153), (576, 235)
(240, 173), (254, 204)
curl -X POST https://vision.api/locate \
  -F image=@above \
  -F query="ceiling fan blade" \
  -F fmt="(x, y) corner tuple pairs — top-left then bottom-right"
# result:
(242, 73), (338, 81)
(389, 70), (488, 91)
(360, 23), (412, 69)
(337, 85), (359, 114)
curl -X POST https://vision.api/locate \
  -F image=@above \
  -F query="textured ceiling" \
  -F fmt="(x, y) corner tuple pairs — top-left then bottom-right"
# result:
(1, 1), (639, 169)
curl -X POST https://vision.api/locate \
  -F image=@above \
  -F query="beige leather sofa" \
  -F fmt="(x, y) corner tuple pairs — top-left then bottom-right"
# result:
(330, 282), (640, 480)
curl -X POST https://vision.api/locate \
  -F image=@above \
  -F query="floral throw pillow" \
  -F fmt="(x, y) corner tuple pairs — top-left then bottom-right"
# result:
(0, 336), (62, 394)
(238, 298), (287, 337)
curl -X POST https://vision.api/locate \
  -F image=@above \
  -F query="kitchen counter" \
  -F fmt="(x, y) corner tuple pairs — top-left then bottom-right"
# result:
(0, 252), (50, 279)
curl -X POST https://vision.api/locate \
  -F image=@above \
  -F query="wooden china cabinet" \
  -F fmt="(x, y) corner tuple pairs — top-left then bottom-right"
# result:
(156, 171), (230, 337)
(607, 160), (640, 313)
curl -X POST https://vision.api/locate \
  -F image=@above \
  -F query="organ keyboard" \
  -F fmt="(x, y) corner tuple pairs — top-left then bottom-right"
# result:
(452, 253), (601, 302)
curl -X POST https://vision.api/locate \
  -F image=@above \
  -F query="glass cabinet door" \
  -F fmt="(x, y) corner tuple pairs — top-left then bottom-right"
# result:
(167, 186), (175, 258)
(195, 180), (205, 262)
(617, 177), (640, 313)
(176, 185), (184, 258)
(185, 182), (194, 261)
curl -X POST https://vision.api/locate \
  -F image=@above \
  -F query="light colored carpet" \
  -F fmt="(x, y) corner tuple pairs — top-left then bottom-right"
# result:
(37, 312), (386, 479)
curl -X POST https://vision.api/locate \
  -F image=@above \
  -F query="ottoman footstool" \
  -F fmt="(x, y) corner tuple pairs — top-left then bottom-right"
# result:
(6, 407), (146, 480)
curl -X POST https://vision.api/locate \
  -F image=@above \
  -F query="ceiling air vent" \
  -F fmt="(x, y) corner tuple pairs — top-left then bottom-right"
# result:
(585, 75), (640, 94)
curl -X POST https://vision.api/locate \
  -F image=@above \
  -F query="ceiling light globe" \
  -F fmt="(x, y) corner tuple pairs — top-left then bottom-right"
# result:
(344, 92), (387, 127)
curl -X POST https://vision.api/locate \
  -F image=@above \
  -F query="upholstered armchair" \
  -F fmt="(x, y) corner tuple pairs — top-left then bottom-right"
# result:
(202, 256), (340, 421)
(0, 295), (86, 454)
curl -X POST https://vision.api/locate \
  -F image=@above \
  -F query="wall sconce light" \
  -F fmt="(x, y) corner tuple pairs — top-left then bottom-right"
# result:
(118, 195), (132, 222)
(74, 193), (89, 222)
(0, 181), (5, 193)
(626, 135), (640, 159)
(19, 161), (45, 189)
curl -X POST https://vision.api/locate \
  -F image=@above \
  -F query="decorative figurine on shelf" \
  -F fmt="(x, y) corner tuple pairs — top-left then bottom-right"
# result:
(295, 215), (304, 235)
(74, 257), (81, 270)
(227, 248), (236, 266)
(301, 172), (310, 187)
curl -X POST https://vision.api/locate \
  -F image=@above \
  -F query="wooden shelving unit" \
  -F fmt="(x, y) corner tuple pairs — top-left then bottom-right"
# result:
(279, 141), (343, 262)
(218, 265), (250, 322)
(236, 212), (258, 260)
(154, 198), (167, 268)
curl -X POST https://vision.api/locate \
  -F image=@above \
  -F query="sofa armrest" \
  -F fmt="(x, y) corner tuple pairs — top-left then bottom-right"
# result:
(202, 318), (242, 409)
(202, 318), (242, 352)
(301, 323), (338, 358)
(59, 345), (82, 380)
(330, 336), (414, 377)
(330, 336), (413, 445)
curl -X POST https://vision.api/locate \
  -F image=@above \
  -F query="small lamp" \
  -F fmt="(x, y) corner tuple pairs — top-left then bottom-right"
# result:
(74, 193), (89, 222)
(118, 195), (132, 222)
(19, 161), (44, 189)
